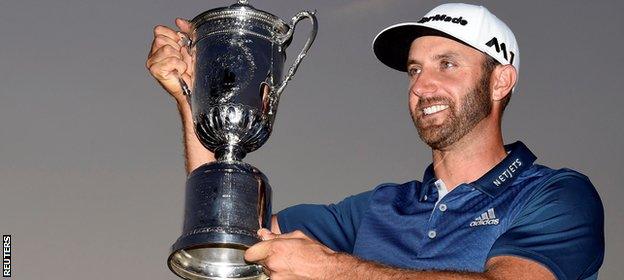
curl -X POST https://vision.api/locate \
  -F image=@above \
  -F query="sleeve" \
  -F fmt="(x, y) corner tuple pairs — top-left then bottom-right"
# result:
(488, 173), (605, 280)
(276, 190), (372, 253)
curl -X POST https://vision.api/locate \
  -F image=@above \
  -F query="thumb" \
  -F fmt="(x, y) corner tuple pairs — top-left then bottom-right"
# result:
(245, 240), (272, 262)
(175, 18), (192, 33)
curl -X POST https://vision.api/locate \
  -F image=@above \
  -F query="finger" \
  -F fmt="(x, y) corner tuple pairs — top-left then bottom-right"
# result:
(180, 45), (193, 75)
(146, 45), (183, 68)
(148, 57), (188, 81)
(176, 18), (193, 34)
(150, 34), (181, 55)
(258, 228), (278, 241)
(274, 230), (309, 240)
(153, 25), (180, 42)
(244, 240), (273, 262)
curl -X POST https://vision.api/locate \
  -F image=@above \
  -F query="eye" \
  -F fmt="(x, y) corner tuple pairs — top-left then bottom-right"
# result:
(407, 67), (422, 77)
(441, 60), (456, 69)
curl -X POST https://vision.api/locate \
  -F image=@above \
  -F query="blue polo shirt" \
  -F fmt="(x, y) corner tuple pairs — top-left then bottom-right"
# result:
(277, 142), (604, 280)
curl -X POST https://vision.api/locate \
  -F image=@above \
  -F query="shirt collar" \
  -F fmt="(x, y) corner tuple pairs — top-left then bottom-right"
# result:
(419, 141), (537, 200)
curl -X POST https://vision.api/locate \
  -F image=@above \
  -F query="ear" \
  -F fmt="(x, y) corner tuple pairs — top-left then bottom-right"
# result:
(490, 64), (517, 101)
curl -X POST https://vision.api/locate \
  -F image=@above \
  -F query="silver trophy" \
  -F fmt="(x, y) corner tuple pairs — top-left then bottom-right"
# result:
(167, 1), (318, 279)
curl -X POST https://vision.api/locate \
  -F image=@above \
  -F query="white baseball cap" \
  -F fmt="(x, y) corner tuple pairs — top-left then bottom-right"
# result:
(373, 3), (519, 75)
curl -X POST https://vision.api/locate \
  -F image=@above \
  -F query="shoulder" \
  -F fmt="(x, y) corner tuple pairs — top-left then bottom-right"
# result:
(330, 189), (377, 211)
(369, 181), (421, 203)
(371, 182), (404, 193)
(510, 165), (603, 228)
(521, 166), (601, 207)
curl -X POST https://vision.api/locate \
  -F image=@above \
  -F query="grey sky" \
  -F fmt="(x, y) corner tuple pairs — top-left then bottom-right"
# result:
(1, 0), (622, 279)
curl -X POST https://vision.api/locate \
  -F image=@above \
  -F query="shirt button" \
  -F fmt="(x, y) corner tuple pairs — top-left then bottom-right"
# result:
(428, 230), (437, 239)
(438, 203), (447, 212)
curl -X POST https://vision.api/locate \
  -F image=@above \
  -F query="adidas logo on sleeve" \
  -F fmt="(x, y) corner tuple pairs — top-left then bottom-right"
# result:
(469, 208), (499, 227)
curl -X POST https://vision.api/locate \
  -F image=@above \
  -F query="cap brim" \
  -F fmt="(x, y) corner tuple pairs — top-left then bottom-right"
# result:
(372, 23), (467, 72)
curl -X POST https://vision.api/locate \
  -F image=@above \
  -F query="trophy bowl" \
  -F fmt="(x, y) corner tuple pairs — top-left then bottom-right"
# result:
(167, 1), (317, 279)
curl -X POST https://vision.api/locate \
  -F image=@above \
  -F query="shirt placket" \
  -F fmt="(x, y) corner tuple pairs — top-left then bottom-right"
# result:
(416, 184), (473, 258)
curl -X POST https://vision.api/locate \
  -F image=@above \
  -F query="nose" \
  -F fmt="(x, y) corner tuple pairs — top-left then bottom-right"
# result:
(409, 69), (438, 98)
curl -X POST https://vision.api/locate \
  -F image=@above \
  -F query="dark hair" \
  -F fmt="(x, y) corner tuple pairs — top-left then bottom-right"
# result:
(482, 55), (512, 113)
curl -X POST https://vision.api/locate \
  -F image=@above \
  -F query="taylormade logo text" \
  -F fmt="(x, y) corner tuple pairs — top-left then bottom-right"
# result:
(417, 14), (468, 26)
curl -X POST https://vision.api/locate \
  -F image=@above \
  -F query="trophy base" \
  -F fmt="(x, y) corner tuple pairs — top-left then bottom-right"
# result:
(168, 162), (272, 280)
(169, 246), (268, 280)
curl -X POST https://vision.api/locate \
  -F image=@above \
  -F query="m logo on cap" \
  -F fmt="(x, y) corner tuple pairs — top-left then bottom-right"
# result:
(485, 37), (516, 65)
(417, 14), (468, 26)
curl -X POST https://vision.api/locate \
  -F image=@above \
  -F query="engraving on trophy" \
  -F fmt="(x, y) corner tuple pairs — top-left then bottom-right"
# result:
(207, 38), (256, 104)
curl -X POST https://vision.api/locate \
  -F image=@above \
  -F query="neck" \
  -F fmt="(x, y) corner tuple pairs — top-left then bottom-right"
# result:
(431, 118), (506, 191)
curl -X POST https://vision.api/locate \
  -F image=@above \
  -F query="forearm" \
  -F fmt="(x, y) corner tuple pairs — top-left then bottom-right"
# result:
(330, 253), (491, 280)
(176, 99), (215, 174)
(247, 231), (552, 280)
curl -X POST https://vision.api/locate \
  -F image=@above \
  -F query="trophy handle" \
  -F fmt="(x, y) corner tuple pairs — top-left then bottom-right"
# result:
(177, 71), (192, 97)
(274, 10), (318, 99)
(175, 69), (192, 108)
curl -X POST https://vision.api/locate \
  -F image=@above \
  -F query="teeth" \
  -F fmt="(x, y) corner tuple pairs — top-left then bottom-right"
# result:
(423, 105), (449, 115)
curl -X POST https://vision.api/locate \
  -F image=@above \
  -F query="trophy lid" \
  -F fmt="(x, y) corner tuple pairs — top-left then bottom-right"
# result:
(190, 0), (289, 34)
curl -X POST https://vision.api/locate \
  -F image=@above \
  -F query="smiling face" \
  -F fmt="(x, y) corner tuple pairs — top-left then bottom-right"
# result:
(407, 36), (493, 150)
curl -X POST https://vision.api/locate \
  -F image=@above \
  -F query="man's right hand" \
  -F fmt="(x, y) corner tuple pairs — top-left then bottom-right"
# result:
(146, 19), (216, 173)
(146, 18), (193, 103)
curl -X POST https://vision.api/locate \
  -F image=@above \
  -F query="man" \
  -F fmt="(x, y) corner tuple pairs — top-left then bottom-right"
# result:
(147, 3), (604, 280)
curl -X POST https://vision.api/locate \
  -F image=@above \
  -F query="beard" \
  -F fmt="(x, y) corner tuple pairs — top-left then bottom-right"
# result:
(411, 72), (493, 150)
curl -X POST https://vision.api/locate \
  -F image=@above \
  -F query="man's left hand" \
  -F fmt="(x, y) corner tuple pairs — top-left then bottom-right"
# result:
(245, 229), (336, 280)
